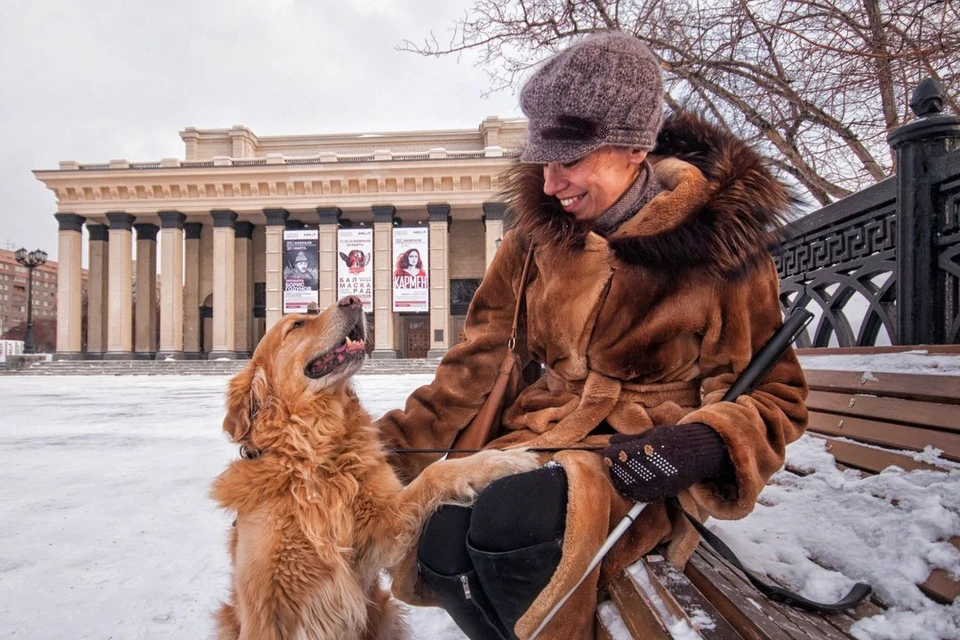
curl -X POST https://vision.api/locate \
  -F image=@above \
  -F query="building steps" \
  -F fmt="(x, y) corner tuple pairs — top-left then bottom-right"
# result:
(2, 357), (442, 376)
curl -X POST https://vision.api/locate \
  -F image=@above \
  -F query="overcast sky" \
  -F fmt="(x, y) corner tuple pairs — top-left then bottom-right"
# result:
(0, 0), (521, 263)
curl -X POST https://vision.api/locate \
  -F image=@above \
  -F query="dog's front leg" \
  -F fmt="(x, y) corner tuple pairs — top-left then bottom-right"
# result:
(394, 449), (540, 533)
(215, 522), (242, 640)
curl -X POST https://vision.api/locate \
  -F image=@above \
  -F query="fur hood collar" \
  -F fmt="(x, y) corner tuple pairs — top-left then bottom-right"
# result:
(503, 111), (794, 278)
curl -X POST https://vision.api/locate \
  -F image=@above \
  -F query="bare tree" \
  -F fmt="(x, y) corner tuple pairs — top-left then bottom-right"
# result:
(402, 0), (959, 205)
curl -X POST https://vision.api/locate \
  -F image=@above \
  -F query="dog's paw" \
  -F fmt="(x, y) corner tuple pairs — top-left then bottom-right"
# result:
(444, 449), (541, 502)
(473, 448), (541, 477)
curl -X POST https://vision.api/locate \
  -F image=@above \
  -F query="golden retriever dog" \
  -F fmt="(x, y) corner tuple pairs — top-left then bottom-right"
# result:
(212, 295), (538, 640)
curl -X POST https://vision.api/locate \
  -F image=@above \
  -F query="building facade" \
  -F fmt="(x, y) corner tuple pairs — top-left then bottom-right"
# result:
(34, 117), (528, 360)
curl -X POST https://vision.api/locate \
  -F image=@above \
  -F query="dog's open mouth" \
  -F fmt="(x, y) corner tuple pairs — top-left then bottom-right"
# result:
(304, 321), (367, 379)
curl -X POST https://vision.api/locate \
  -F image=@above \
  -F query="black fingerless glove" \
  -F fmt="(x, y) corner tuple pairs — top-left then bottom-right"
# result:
(603, 423), (732, 503)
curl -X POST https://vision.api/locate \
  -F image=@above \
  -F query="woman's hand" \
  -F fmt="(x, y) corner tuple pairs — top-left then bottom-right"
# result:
(603, 423), (731, 503)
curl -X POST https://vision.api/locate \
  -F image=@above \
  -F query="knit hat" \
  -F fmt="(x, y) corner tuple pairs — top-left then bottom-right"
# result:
(520, 31), (664, 164)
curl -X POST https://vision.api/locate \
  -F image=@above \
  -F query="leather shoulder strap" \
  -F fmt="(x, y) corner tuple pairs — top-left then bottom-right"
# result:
(509, 246), (535, 347)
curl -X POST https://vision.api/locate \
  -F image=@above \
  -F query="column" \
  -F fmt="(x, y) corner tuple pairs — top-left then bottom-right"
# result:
(86, 223), (109, 359)
(234, 221), (254, 358)
(183, 222), (202, 359)
(316, 207), (341, 310)
(482, 202), (507, 269)
(53, 213), (85, 360)
(157, 211), (185, 360)
(372, 205), (398, 358)
(427, 203), (451, 358)
(210, 210), (237, 359)
(134, 223), (159, 360)
(263, 208), (289, 330)
(105, 212), (135, 360)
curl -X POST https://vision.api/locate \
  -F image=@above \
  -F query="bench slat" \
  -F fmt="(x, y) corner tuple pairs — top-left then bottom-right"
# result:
(923, 567), (960, 604)
(806, 435), (944, 474)
(807, 390), (960, 433)
(804, 370), (960, 404)
(595, 616), (615, 640)
(644, 554), (744, 640)
(607, 570), (674, 640)
(807, 413), (960, 460)
(593, 614), (613, 640)
(692, 543), (866, 640)
(920, 537), (960, 604)
(819, 598), (886, 637)
(684, 545), (836, 640)
(595, 602), (623, 640)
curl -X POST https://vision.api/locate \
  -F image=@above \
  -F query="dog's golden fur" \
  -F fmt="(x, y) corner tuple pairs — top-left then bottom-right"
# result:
(212, 297), (538, 639)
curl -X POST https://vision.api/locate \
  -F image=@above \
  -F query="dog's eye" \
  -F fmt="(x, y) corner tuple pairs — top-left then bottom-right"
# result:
(290, 320), (304, 330)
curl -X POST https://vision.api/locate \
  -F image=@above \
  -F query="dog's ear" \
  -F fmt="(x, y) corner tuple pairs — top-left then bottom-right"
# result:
(222, 365), (268, 443)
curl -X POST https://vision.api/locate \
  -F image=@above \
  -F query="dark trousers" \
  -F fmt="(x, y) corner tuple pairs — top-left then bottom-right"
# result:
(417, 465), (568, 640)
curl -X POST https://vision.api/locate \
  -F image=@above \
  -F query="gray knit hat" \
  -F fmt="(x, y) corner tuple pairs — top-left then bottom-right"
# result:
(519, 31), (664, 164)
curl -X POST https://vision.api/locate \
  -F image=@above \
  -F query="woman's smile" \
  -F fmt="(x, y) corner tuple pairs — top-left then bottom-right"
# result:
(543, 146), (647, 222)
(558, 193), (586, 209)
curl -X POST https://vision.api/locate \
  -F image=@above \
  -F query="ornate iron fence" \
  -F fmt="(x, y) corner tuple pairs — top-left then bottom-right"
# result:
(774, 79), (960, 346)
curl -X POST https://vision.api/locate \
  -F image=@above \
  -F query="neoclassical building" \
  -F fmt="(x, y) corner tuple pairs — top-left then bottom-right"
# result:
(34, 117), (528, 360)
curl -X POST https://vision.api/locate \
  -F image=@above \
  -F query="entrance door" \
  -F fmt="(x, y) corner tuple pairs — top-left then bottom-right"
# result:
(454, 317), (467, 345)
(404, 316), (430, 359)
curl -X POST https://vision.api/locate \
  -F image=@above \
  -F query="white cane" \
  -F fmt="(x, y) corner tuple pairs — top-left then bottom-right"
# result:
(527, 501), (647, 640)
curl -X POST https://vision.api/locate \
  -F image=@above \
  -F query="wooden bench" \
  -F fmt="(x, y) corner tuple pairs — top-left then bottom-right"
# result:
(597, 348), (960, 639)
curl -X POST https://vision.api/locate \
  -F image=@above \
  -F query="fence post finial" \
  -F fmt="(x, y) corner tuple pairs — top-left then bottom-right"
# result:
(909, 78), (944, 118)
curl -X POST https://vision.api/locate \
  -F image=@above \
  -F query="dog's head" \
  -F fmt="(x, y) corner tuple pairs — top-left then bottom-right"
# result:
(222, 296), (368, 444)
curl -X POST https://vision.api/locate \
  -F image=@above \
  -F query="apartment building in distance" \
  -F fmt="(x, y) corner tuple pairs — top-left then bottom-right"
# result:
(0, 247), (88, 351)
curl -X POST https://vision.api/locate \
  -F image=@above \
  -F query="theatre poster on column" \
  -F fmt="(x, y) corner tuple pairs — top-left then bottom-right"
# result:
(337, 228), (374, 313)
(282, 229), (319, 314)
(392, 227), (429, 313)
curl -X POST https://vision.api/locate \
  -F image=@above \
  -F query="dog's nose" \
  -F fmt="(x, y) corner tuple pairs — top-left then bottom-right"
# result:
(338, 296), (362, 310)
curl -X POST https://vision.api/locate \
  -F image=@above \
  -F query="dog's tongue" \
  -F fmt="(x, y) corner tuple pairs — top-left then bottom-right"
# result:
(308, 352), (338, 376)
(308, 339), (364, 377)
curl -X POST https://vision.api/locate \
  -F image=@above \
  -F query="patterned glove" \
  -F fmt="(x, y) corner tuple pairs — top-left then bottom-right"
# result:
(603, 423), (731, 503)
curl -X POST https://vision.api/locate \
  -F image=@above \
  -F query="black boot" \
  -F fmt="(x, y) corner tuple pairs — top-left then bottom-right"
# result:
(418, 505), (512, 640)
(467, 466), (568, 636)
(466, 538), (563, 635)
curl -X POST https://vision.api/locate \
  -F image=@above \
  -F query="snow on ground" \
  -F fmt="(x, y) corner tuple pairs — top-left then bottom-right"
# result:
(0, 374), (466, 640)
(0, 354), (957, 639)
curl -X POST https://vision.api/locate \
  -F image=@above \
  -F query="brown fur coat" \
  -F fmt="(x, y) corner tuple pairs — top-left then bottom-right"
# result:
(378, 112), (808, 639)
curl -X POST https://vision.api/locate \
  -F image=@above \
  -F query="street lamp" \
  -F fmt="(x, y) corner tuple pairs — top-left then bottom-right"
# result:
(14, 247), (48, 354)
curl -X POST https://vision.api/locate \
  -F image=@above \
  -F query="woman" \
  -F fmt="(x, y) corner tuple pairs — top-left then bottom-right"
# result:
(394, 248), (427, 287)
(378, 31), (807, 640)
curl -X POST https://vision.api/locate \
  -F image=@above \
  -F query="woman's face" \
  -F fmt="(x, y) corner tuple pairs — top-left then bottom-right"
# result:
(408, 250), (420, 267)
(542, 147), (647, 222)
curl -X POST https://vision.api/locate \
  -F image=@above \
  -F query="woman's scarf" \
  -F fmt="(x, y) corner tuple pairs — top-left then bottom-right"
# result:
(590, 160), (661, 236)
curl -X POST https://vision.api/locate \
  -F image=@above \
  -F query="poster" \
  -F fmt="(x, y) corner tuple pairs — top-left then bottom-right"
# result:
(282, 229), (319, 314)
(337, 228), (374, 313)
(392, 227), (429, 312)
